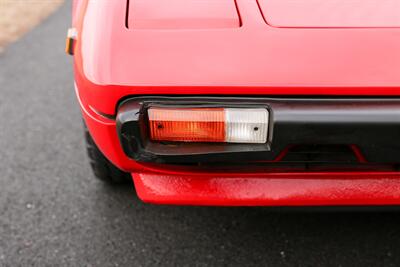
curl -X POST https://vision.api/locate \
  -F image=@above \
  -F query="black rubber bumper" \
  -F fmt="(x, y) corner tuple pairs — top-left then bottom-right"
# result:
(116, 97), (400, 164)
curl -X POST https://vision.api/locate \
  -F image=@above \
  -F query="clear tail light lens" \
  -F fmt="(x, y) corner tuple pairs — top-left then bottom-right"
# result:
(148, 107), (269, 143)
(225, 108), (269, 143)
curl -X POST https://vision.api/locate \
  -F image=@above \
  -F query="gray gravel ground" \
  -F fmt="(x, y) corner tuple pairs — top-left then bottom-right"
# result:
(1, 2), (400, 266)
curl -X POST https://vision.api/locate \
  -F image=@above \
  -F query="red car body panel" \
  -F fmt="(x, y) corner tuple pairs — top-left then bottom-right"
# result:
(72, 0), (400, 206)
(259, 0), (400, 28)
(128, 0), (241, 29)
(133, 172), (400, 206)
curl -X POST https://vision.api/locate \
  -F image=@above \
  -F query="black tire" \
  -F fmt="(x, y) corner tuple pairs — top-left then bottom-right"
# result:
(84, 124), (131, 184)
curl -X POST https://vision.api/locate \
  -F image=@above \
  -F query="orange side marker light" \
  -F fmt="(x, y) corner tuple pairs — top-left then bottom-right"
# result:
(66, 28), (77, 55)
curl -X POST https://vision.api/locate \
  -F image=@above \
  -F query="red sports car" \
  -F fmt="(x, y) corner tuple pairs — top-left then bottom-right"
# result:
(68, 0), (400, 206)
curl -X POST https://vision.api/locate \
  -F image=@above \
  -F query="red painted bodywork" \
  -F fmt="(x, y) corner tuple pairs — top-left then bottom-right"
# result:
(259, 0), (400, 28)
(72, 0), (400, 206)
(133, 172), (400, 206)
(128, 0), (240, 29)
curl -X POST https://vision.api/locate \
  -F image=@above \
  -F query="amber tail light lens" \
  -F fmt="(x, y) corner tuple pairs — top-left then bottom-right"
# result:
(148, 107), (269, 143)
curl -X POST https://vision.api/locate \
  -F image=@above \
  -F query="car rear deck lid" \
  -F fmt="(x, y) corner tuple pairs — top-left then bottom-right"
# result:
(258, 0), (400, 28)
(127, 0), (240, 29)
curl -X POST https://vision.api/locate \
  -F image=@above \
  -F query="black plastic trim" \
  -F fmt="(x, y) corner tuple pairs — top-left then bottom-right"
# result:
(116, 97), (400, 164)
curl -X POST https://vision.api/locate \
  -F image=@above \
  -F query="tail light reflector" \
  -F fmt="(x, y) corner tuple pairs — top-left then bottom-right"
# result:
(148, 107), (269, 143)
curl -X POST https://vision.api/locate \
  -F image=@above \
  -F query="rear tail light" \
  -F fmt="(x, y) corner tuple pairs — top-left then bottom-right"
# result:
(148, 107), (269, 143)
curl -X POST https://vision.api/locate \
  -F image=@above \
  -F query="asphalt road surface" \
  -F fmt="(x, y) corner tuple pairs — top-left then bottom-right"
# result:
(1, 2), (400, 266)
